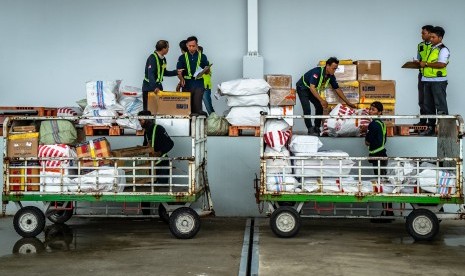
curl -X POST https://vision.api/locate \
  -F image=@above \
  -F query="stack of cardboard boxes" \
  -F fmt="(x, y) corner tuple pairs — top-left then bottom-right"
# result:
(147, 91), (191, 136)
(265, 75), (296, 126)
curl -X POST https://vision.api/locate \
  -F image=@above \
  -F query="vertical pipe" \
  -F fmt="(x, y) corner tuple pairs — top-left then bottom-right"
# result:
(247, 0), (258, 54)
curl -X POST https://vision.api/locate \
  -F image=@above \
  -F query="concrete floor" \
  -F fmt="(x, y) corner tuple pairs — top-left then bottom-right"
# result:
(1, 216), (465, 275)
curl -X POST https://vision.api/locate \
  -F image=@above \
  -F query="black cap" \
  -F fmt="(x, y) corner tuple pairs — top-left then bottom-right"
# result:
(370, 101), (383, 112)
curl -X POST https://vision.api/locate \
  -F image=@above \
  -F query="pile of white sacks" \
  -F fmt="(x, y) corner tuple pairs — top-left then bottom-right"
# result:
(78, 80), (143, 130)
(264, 119), (457, 195)
(218, 79), (270, 126)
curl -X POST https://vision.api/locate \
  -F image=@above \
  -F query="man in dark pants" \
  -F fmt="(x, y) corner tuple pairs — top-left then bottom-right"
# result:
(176, 36), (210, 116)
(138, 110), (174, 215)
(419, 26), (450, 136)
(364, 101), (393, 221)
(296, 57), (356, 136)
(142, 40), (180, 111)
(415, 25), (434, 126)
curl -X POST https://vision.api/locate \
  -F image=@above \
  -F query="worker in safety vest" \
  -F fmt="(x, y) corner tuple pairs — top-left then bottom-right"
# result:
(176, 40), (188, 92)
(176, 36), (210, 116)
(142, 40), (180, 111)
(365, 101), (387, 175)
(419, 26), (450, 136)
(415, 25), (434, 126)
(198, 46), (215, 115)
(296, 57), (357, 136)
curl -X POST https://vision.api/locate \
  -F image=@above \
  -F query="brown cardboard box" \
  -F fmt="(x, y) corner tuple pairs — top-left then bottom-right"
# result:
(265, 75), (292, 88)
(334, 64), (357, 81)
(323, 81), (359, 104)
(269, 88), (296, 106)
(112, 146), (156, 183)
(7, 132), (39, 158)
(76, 137), (112, 168)
(148, 91), (191, 116)
(356, 60), (382, 80)
(358, 80), (396, 104)
(9, 162), (40, 191)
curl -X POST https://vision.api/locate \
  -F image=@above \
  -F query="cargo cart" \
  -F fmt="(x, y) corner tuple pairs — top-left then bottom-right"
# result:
(2, 115), (213, 239)
(255, 114), (464, 241)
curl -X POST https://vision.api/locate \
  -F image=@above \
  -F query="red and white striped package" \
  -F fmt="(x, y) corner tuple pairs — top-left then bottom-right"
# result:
(38, 144), (77, 171)
(57, 107), (83, 117)
(322, 104), (370, 137)
(264, 129), (292, 152)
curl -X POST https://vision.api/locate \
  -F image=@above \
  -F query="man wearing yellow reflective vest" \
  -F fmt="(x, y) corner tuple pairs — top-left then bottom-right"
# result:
(365, 101), (387, 175)
(415, 25), (434, 126)
(177, 36), (210, 116)
(142, 40), (179, 111)
(296, 57), (357, 135)
(419, 26), (450, 136)
(198, 45), (215, 115)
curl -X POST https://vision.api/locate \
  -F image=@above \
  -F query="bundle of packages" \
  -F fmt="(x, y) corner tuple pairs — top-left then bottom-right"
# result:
(293, 150), (355, 177)
(264, 146), (292, 174)
(301, 178), (373, 193)
(289, 135), (322, 154)
(322, 104), (370, 137)
(75, 137), (112, 168)
(219, 79), (270, 127)
(40, 171), (73, 193)
(263, 119), (291, 151)
(38, 144), (77, 175)
(418, 169), (456, 195)
(68, 168), (126, 193)
(266, 174), (298, 192)
(86, 80), (122, 109)
(79, 106), (118, 126)
(116, 85), (143, 130)
(206, 112), (230, 136)
(39, 120), (77, 145)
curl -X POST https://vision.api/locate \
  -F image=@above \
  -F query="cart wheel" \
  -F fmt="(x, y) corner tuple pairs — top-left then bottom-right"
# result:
(12, 237), (45, 255)
(158, 204), (169, 223)
(47, 202), (74, 224)
(13, 206), (46, 238)
(270, 206), (301, 238)
(169, 207), (201, 239)
(406, 209), (439, 241)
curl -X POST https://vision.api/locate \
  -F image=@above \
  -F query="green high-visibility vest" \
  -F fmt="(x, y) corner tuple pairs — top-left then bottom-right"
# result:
(423, 45), (448, 78)
(203, 63), (212, 89)
(151, 124), (167, 165)
(418, 41), (431, 74)
(144, 53), (166, 83)
(302, 67), (330, 96)
(184, 51), (202, 80)
(369, 120), (386, 154)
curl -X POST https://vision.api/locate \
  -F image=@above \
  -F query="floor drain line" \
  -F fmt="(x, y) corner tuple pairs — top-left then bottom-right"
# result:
(239, 218), (259, 276)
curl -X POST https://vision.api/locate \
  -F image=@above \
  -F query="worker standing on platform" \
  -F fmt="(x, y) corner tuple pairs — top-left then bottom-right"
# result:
(415, 25), (434, 126)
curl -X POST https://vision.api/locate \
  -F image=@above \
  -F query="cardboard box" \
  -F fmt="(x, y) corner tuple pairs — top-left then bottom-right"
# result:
(76, 137), (112, 168)
(334, 64), (357, 81)
(269, 88), (296, 106)
(323, 81), (359, 104)
(265, 74), (292, 88)
(8, 132), (39, 158)
(269, 106), (294, 126)
(358, 80), (396, 104)
(9, 162), (40, 191)
(148, 91), (191, 116)
(356, 60), (382, 80)
(156, 118), (190, 136)
(319, 60), (354, 66)
(112, 146), (155, 183)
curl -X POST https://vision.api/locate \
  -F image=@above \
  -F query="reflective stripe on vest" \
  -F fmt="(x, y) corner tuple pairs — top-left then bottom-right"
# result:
(418, 41), (431, 74)
(203, 63), (212, 88)
(369, 120), (386, 154)
(302, 67), (330, 96)
(151, 124), (167, 165)
(184, 51), (201, 80)
(423, 45), (448, 78)
(144, 53), (166, 83)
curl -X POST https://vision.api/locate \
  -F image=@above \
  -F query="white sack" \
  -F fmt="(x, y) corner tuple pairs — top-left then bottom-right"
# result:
(293, 151), (355, 177)
(225, 106), (269, 126)
(418, 169), (456, 194)
(265, 147), (292, 174)
(86, 80), (121, 108)
(289, 135), (323, 154)
(218, 79), (271, 96)
(40, 171), (73, 193)
(119, 85), (143, 98)
(266, 175), (298, 192)
(226, 94), (269, 107)
(79, 107), (118, 126)
(119, 97), (143, 115)
(116, 116), (143, 130)
(69, 168), (126, 193)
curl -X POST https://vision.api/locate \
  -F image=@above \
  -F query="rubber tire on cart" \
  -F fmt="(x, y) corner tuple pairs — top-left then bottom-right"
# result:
(270, 206), (301, 238)
(158, 204), (169, 223)
(47, 202), (74, 224)
(406, 209), (439, 241)
(13, 206), (46, 238)
(12, 237), (45, 255)
(169, 207), (201, 239)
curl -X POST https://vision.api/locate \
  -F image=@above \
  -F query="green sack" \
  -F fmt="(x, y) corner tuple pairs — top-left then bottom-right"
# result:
(39, 120), (77, 145)
(206, 112), (229, 136)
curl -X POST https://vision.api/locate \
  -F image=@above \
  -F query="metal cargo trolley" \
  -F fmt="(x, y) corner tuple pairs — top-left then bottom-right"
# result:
(255, 114), (464, 241)
(2, 115), (214, 239)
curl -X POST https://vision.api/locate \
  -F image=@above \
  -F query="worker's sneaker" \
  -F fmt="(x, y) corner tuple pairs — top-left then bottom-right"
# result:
(419, 126), (435, 136)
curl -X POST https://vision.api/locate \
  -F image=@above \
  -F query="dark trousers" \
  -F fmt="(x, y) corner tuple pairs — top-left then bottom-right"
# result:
(184, 83), (205, 114)
(423, 81), (448, 127)
(371, 159), (388, 176)
(156, 159), (170, 184)
(297, 86), (323, 130)
(417, 73), (427, 123)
